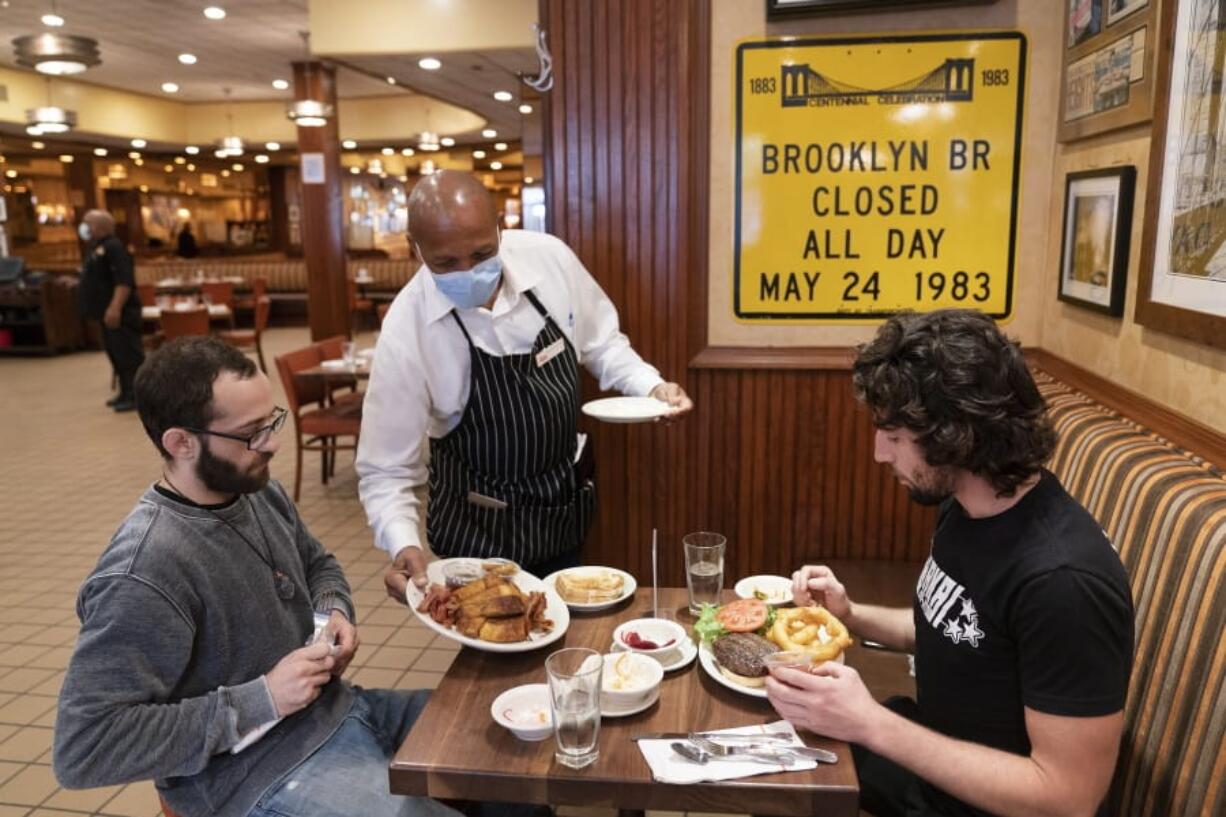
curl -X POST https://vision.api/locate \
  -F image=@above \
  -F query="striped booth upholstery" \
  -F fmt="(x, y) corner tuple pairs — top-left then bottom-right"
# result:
(135, 259), (418, 294)
(1035, 370), (1224, 817)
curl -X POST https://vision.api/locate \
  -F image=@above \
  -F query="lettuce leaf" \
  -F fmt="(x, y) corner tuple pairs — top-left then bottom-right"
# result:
(693, 603), (726, 643)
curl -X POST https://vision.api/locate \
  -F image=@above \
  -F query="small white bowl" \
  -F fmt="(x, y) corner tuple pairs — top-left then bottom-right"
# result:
(734, 574), (794, 605)
(612, 618), (688, 658)
(491, 683), (553, 741)
(601, 651), (664, 709)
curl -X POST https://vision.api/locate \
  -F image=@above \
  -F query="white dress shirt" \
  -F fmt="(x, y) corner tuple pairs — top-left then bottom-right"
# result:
(356, 230), (664, 559)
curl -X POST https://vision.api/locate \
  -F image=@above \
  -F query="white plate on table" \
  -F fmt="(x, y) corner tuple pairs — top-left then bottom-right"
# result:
(698, 641), (769, 699)
(542, 566), (637, 611)
(581, 396), (671, 424)
(601, 686), (660, 718)
(405, 558), (570, 653)
(734, 575), (794, 606)
(611, 635), (697, 672)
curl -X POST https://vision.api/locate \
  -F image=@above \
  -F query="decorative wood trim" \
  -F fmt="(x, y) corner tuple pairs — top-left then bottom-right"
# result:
(1027, 348), (1226, 468)
(1134, 0), (1226, 351)
(690, 346), (856, 369)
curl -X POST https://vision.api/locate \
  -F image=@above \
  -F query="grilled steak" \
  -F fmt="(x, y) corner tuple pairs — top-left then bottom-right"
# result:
(711, 632), (776, 678)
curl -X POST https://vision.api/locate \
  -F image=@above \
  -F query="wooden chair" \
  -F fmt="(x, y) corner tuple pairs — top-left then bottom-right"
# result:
(217, 295), (271, 372)
(348, 277), (375, 328)
(275, 344), (363, 501)
(200, 280), (235, 310)
(137, 282), (157, 306)
(159, 307), (210, 341)
(233, 275), (268, 314)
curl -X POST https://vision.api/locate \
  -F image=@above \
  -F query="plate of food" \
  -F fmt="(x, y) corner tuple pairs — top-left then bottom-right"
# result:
(581, 396), (671, 424)
(409, 558), (570, 652)
(733, 575), (794, 605)
(694, 599), (852, 697)
(543, 566), (636, 611)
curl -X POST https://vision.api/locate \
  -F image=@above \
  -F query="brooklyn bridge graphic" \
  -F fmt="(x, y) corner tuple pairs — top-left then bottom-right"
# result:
(780, 58), (975, 107)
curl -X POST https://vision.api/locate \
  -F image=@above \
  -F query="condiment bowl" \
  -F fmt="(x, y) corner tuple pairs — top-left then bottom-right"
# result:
(612, 618), (688, 659)
(601, 651), (664, 709)
(491, 683), (553, 741)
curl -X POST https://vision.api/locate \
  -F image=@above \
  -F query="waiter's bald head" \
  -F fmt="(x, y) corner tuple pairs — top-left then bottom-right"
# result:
(408, 171), (500, 274)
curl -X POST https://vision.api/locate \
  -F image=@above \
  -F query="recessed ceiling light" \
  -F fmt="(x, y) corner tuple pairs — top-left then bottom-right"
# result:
(271, 79), (289, 90)
(31, 141), (44, 150)
(174, 156), (185, 164)
(93, 147), (107, 157)
(349, 166), (360, 175)
(493, 91), (513, 102)
(164, 164), (173, 172)
(489, 161), (503, 170)
(418, 57), (441, 71)
(399, 175), (408, 182)
(134, 158), (144, 166)
(178, 53), (197, 65)
(59, 154), (73, 163)
(265, 141), (280, 151)
(139, 184), (149, 192)
(131, 138), (146, 148)
(41, 13), (65, 27)
(232, 163), (243, 171)
(481, 129), (497, 138)
(221, 169), (230, 177)
(494, 142), (507, 151)
(128, 151), (140, 159)
(525, 176), (535, 184)
(381, 147), (393, 156)
(342, 139), (357, 149)
(4, 170), (16, 178)
(440, 137), (455, 147)
(473, 149), (486, 159)
(184, 145), (199, 155)
(386, 76), (396, 85)
(186, 163), (196, 171)
(203, 6), (226, 20)
(161, 82), (179, 93)
(400, 147), (414, 156)
(254, 154), (269, 164)
(518, 104), (533, 115)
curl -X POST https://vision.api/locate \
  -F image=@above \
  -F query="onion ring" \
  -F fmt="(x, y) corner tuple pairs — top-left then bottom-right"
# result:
(769, 605), (852, 662)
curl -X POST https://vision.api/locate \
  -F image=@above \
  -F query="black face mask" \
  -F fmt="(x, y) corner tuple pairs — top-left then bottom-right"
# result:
(196, 439), (272, 495)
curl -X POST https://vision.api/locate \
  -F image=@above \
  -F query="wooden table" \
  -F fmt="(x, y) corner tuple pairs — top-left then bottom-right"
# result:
(141, 304), (233, 322)
(297, 359), (372, 381)
(390, 588), (862, 816)
(154, 276), (247, 293)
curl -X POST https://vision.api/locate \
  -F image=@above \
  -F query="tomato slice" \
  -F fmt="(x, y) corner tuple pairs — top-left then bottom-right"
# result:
(716, 598), (768, 633)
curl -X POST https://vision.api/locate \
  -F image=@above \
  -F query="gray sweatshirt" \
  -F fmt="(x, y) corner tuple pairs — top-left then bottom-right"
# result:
(53, 481), (357, 817)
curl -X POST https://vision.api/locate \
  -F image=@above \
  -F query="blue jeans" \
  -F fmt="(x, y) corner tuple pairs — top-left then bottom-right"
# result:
(248, 688), (461, 817)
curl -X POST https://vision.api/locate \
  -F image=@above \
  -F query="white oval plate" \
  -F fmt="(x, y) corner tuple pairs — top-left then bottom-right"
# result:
(581, 396), (671, 424)
(406, 558), (570, 653)
(543, 566), (637, 611)
(601, 686), (660, 718)
(698, 641), (768, 699)
(734, 575), (794, 606)
(611, 635), (698, 672)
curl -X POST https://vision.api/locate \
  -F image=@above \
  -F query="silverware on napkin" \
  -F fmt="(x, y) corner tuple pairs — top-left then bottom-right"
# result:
(688, 733), (839, 765)
(633, 731), (794, 743)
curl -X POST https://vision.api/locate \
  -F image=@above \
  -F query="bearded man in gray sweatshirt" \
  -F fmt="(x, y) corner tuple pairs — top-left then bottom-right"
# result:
(53, 337), (460, 817)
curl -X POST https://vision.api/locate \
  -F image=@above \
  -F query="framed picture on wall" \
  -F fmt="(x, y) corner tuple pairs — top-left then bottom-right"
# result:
(1058, 167), (1135, 317)
(765, 0), (995, 17)
(1136, 0), (1226, 349)
(1058, 0), (1158, 141)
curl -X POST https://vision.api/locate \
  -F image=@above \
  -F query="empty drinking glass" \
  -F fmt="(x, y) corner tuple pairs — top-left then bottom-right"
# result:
(342, 341), (357, 369)
(684, 531), (726, 615)
(545, 648), (602, 769)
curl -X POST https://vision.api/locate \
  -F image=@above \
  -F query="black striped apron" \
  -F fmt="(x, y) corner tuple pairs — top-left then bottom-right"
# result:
(426, 290), (595, 568)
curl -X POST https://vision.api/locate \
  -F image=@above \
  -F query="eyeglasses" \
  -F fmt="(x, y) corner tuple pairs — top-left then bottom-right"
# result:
(184, 407), (288, 450)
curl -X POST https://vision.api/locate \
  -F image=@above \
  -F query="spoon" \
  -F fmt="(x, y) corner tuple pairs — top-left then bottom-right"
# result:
(670, 741), (795, 767)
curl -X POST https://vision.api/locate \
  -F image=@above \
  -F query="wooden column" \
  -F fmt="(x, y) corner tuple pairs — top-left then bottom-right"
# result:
(292, 60), (349, 341)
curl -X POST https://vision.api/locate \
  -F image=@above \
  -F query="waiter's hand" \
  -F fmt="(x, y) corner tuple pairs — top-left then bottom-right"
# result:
(384, 546), (429, 604)
(650, 382), (694, 422)
(103, 306), (121, 329)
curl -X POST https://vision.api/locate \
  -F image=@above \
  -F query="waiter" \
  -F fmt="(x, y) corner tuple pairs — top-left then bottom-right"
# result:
(78, 209), (143, 413)
(357, 171), (692, 603)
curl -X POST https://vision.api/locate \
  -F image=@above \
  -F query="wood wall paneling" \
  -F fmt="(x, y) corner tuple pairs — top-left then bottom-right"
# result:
(543, 0), (935, 585)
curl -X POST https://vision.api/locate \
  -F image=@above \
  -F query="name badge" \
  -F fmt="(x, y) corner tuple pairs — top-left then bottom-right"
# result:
(535, 338), (566, 368)
(467, 491), (508, 510)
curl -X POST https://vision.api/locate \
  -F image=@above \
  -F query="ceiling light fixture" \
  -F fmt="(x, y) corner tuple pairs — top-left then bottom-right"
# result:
(134, 158), (144, 166)
(440, 137), (455, 147)
(342, 139), (357, 149)
(254, 154), (269, 164)
(220, 169), (230, 177)
(131, 138), (146, 148)
(380, 147), (393, 156)
(490, 161), (503, 170)
(481, 128), (497, 138)
(93, 147), (107, 157)
(272, 78), (289, 90)
(265, 141), (280, 151)
(349, 166), (360, 175)
(185, 145), (199, 155)
(421, 159), (437, 175)
(472, 149), (486, 159)
(4, 170), (16, 179)
(186, 163), (196, 171)
(231, 163), (243, 172)
(493, 91), (513, 102)
(174, 156), (185, 164)
(31, 140), (44, 149)
(401, 147), (414, 156)
(216, 88), (244, 155)
(518, 103), (533, 115)
(41, 14), (64, 28)
(13, 33), (102, 75)
(161, 81), (179, 93)
(178, 52), (196, 65)
(418, 57), (441, 70)
(164, 164), (173, 172)
(128, 151), (140, 159)
(286, 32), (332, 128)
(58, 154), (72, 162)
(25, 105), (75, 134)
(386, 76), (396, 85)
(203, 6), (226, 20)
(525, 176), (535, 184)
(417, 131), (440, 152)
(494, 142), (507, 151)
(139, 184), (149, 192)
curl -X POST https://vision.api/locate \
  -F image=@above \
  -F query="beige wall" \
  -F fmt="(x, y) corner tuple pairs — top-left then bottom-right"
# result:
(1042, 128), (1226, 431)
(707, 0), (1060, 348)
(309, 0), (536, 56)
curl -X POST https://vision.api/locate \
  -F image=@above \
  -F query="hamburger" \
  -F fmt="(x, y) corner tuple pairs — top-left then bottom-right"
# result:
(710, 632), (777, 688)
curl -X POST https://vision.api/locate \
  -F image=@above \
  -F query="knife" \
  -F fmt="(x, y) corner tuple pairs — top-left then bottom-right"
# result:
(632, 731), (795, 743)
(689, 733), (839, 764)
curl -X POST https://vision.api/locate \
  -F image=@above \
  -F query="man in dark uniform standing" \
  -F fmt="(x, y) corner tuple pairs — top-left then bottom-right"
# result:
(79, 209), (143, 412)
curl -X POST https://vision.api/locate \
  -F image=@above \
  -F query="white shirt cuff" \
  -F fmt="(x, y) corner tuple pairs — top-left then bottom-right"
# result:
(628, 372), (666, 398)
(384, 518), (423, 560)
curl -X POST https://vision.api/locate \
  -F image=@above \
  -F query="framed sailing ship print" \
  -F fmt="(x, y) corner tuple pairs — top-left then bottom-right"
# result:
(1137, 0), (1226, 349)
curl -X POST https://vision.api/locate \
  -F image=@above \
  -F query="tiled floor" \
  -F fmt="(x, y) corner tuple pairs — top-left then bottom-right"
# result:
(1, 329), (744, 817)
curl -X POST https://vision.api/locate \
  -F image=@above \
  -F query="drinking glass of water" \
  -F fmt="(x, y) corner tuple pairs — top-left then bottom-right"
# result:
(545, 648), (602, 769)
(342, 341), (357, 369)
(684, 531), (726, 615)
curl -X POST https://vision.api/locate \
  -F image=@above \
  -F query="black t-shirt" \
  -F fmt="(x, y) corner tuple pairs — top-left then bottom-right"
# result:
(912, 469), (1134, 816)
(79, 235), (139, 319)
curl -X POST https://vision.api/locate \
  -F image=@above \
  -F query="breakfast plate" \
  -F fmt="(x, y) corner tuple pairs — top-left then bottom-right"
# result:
(581, 396), (671, 424)
(611, 635), (698, 672)
(406, 558), (570, 653)
(542, 566), (637, 611)
(734, 575), (794, 606)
